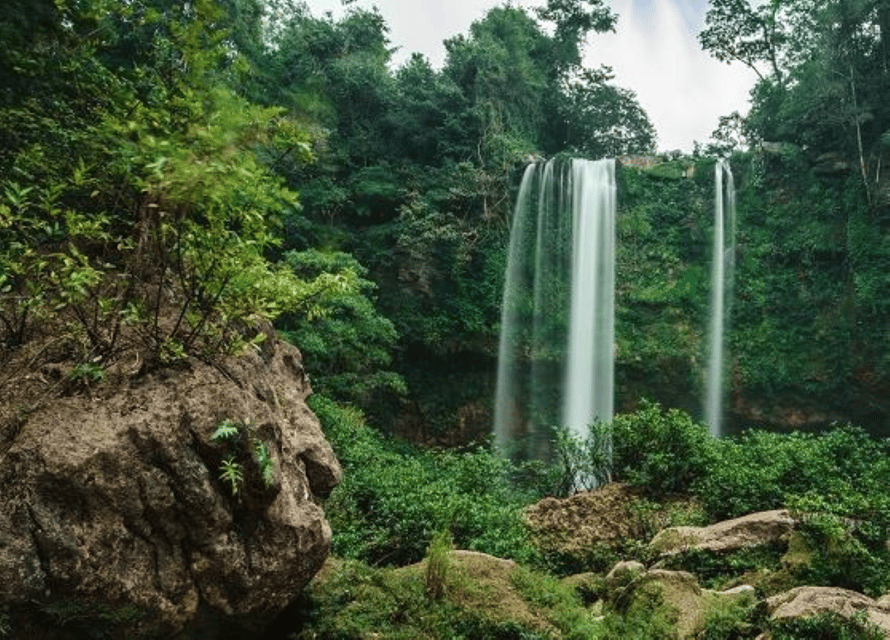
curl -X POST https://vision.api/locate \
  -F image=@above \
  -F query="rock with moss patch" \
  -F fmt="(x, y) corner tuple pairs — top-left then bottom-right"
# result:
(763, 586), (890, 636)
(649, 510), (794, 556)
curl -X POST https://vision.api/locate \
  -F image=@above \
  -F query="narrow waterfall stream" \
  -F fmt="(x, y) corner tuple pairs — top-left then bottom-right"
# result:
(705, 158), (736, 437)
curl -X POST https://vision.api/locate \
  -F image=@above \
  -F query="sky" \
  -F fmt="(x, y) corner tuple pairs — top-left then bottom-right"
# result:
(304, 0), (758, 153)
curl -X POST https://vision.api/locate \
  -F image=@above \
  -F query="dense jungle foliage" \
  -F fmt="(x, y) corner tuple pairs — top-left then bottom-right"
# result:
(3, 0), (889, 439)
(3, 0), (890, 638)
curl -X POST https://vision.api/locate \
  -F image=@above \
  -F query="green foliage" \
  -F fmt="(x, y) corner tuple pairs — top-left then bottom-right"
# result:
(425, 531), (453, 601)
(611, 400), (716, 496)
(298, 558), (555, 639)
(660, 543), (786, 590)
(310, 395), (542, 566)
(694, 425), (890, 523)
(614, 162), (712, 412)
(509, 566), (603, 639)
(66, 362), (105, 386)
(210, 417), (276, 496)
(0, 0), (352, 370)
(210, 418), (241, 442)
(218, 456), (245, 496)
(276, 249), (404, 412)
(552, 420), (612, 495)
(698, 594), (758, 640)
(600, 582), (679, 639)
(787, 492), (890, 596)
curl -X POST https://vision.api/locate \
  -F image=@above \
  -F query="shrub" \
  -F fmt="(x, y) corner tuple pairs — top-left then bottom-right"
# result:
(694, 425), (890, 523)
(425, 531), (453, 600)
(276, 249), (405, 413)
(552, 420), (613, 495)
(310, 395), (542, 565)
(611, 399), (716, 496)
(698, 593), (758, 640)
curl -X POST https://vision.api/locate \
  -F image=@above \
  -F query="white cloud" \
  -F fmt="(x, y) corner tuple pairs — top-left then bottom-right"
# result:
(304, 0), (758, 152)
(584, 0), (756, 152)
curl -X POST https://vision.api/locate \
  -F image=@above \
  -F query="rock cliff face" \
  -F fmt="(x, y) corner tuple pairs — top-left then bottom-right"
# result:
(0, 332), (341, 639)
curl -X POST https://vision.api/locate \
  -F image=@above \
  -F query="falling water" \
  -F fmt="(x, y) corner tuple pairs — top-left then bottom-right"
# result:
(493, 158), (616, 464)
(493, 163), (538, 455)
(562, 160), (616, 439)
(704, 159), (736, 437)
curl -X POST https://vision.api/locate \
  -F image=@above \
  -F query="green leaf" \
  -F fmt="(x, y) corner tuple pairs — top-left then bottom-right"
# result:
(218, 456), (244, 496)
(253, 438), (276, 488)
(210, 419), (240, 442)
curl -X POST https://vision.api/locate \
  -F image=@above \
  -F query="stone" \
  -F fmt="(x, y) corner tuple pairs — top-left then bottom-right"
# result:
(765, 586), (890, 635)
(604, 560), (646, 591)
(0, 333), (341, 638)
(649, 510), (794, 556)
(616, 569), (705, 639)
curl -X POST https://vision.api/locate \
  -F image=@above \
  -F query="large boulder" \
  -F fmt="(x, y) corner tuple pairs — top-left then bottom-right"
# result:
(649, 510), (794, 557)
(761, 586), (890, 637)
(611, 567), (754, 639)
(606, 563), (756, 639)
(0, 332), (341, 638)
(524, 483), (645, 567)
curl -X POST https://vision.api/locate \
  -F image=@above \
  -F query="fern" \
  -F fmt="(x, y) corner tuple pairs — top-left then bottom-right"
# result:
(210, 419), (240, 442)
(253, 439), (275, 488)
(212, 419), (276, 494)
(219, 456), (244, 495)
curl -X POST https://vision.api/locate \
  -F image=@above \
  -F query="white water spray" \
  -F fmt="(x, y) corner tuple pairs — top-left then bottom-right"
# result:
(705, 159), (736, 437)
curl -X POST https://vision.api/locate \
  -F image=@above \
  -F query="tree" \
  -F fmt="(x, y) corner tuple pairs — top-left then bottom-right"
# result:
(699, 0), (787, 81)
(701, 0), (890, 197)
(548, 67), (656, 158)
(0, 0), (329, 365)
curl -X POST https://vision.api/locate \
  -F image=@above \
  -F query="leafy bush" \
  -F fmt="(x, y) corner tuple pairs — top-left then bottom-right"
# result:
(509, 567), (603, 639)
(695, 425), (890, 522)
(611, 399), (716, 496)
(698, 593), (758, 640)
(276, 249), (404, 412)
(310, 395), (542, 565)
(552, 420), (612, 495)
(601, 582), (680, 640)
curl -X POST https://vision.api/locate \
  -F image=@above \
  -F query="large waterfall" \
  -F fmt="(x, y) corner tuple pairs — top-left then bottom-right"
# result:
(493, 158), (616, 464)
(704, 159), (736, 437)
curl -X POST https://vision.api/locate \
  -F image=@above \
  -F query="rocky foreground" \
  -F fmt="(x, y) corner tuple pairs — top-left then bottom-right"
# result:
(0, 331), (340, 638)
(303, 485), (890, 639)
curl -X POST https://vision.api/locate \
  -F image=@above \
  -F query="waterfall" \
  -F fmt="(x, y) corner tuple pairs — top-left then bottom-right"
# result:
(704, 159), (736, 437)
(493, 158), (616, 468)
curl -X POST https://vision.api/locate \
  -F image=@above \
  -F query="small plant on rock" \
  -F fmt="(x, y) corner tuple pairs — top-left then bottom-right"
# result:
(425, 530), (453, 600)
(210, 418), (276, 496)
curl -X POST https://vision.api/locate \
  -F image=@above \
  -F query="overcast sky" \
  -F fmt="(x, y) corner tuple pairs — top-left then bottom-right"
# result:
(304, 0), (757, 153)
